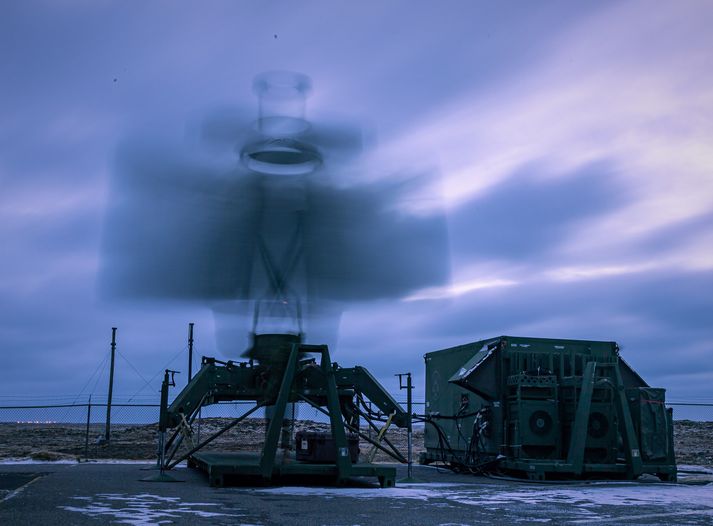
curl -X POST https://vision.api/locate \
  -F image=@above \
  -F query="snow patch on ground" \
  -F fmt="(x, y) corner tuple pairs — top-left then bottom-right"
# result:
(257, 481), (713, 516)
(678, 464), (713, 474)
(0, 458), (78, 465)
(59, 493), (246, 526)
(0, 458), (187, 466)
(450, 484), (713, 508)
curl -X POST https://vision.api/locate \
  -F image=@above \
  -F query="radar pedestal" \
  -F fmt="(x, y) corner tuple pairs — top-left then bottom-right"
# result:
(157, 338), (404, 487)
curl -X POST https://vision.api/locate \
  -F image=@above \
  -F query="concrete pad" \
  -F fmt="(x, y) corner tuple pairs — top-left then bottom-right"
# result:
(0, 462), (711, 525)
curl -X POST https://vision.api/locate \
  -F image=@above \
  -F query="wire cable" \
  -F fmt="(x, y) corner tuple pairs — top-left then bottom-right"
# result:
(117, 349), (154, 396)
(71, 350), (110, 405)
(127, 344), (188, 402)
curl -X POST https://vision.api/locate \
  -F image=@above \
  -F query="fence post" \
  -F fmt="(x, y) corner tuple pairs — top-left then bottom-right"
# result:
(84, 396), (92, 460)
(188, 322), (194, 383)
(406, 373), (413, 480)
(105, 327), (117, 443)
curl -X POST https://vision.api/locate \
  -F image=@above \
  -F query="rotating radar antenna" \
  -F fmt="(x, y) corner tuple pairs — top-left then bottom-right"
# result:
(100, 71), (450, 353)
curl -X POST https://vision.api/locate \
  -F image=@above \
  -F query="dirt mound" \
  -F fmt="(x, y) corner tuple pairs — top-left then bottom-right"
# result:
(29, 450), (77, 462)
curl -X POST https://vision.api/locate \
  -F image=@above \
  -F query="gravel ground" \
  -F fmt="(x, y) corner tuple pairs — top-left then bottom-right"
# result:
(673, 420), (713, 466)
(0, 418), (418, 464)
(0, 419), (709, 467)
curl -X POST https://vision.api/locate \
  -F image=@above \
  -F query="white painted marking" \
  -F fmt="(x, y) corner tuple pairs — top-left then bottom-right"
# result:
(0, 475), (43, 503)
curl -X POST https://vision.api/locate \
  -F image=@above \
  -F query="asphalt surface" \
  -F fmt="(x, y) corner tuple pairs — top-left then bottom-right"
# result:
(1, 461), (712, 525)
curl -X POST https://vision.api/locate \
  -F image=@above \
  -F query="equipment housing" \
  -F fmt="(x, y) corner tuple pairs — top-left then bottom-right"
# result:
(422, 336), (676, 481)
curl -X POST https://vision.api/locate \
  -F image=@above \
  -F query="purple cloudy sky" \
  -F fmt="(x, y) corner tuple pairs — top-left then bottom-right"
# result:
(1, 0), (712, 405)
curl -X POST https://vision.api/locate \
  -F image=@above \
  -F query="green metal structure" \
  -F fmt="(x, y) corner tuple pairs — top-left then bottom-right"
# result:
(421, 336), (676, 481)
(157, 333), (408, 487)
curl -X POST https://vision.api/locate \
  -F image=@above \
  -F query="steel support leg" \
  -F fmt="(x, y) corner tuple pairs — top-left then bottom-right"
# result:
(260, 343), (300, 480)
(567, 361), (596, 474)
(321, 347), (352, 483)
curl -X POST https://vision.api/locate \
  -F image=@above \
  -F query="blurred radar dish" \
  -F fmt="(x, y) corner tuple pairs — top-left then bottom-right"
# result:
(99, 71), (450, 354)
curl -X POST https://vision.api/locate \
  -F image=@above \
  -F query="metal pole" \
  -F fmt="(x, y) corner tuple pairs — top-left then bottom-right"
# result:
(84, 396), (92, 459)
(406, 372), (413, 480)
(396, 372), (415, 481)
(158, 430), (166, 472)
(105, 327), (117, 443)
(187, 322), (194, 383)
(140, 369), (183, 482)
(158, 369), (171, 470)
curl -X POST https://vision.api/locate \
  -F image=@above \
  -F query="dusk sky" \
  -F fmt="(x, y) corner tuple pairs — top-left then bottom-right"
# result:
(1, 1), (712, 407)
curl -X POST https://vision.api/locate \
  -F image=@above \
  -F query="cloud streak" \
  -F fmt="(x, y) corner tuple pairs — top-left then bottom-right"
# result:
(1, 1), (712, 406)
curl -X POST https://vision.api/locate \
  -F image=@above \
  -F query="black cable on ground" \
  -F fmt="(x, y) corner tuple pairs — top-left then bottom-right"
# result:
(418, 408), (501, 476)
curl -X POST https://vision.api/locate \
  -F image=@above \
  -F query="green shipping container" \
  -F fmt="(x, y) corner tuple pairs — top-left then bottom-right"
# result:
(422, 336), (677, 481)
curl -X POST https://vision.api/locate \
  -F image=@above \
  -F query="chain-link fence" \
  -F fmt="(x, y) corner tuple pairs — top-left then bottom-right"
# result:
(0, 400), (362, 461)
(0, 400), (711, 463)
(666, 403), (713, 421)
